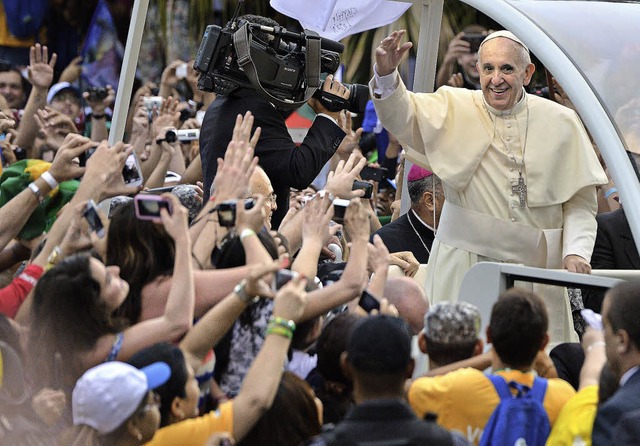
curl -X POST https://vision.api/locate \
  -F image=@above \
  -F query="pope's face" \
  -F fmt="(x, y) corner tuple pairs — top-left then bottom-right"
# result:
(477, 38), (535, 111)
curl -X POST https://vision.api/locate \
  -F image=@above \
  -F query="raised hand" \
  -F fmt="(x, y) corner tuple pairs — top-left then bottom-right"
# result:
(301, 192), (334, 245)
(159, 193), (189, 242)
(27, 44), (57, 90)
(272, 274), (308, 324)
(335, 110), (363, 160)
(59, 56), (83, 84)
(325, 152), (367, 199)
(48, 133), (94, 182)
(236, 195), (267, 233)
(344, 198), (371, 242)
(212, 112), (260, 201)
(375, 30), (413, 77)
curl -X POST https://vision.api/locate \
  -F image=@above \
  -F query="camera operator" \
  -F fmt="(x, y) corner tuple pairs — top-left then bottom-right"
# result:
(200, 15), (350, 228)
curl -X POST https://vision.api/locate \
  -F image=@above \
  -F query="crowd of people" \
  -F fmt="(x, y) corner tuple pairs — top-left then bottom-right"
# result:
(0, 8), (639, 446)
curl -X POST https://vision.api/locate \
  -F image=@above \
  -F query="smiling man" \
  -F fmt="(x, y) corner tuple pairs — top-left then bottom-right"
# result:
(370, 30), (607, 344)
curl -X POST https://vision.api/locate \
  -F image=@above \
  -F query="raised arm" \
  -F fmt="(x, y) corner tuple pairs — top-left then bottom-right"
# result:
(179, 260), (279, 370)
(15, 44), (57, 156)
(300, 198), (370, 321)
(231, 275), (307, 441)
(110, 194), (194, 360)
(291, 192), (334, 279)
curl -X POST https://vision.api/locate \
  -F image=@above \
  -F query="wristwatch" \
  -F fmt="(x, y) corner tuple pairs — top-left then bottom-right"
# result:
(234, 280), (258, 304)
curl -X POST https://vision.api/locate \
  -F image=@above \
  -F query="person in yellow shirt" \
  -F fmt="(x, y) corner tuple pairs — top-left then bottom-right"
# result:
(408, 288), (576, 446)
(129, 269), (309, 445)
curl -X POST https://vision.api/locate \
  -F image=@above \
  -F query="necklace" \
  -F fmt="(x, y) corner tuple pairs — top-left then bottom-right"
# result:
(483, 96), (530, 207)
(407, 210), (431, 256)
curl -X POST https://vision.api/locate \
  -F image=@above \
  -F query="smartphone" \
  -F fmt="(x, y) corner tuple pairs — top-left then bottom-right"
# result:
(360, 166), (388, 183)
(215, 198), (255, 227)
(134, 194), (173, 222)
(359, 290), (381, 313)
(332, 198), (350, 224)
(462, 33), (485, 53)
(352, 180), (373, 199)
(144, 186), (177, 195)
(83, 199), (105, 238)
(53, 352), (63, 389)
(176, 63), (188, 79)
(122, 152), (144, 187)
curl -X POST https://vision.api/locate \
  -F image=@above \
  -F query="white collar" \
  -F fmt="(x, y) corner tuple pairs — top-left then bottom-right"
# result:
(410, 209), (436, 232)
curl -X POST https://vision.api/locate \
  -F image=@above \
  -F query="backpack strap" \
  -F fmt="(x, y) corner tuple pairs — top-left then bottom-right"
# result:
(487, 374), (514, 401)
(528, 376), (548, 402)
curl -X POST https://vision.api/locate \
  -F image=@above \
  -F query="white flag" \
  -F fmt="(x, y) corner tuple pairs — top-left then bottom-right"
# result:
(270, 0), (411, 41)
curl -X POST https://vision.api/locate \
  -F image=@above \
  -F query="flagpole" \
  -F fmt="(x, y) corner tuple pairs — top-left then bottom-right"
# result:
(108, 0), (149, 145)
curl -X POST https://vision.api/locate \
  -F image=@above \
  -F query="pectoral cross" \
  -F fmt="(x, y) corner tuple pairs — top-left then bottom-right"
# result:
(512, 174), (527, 207)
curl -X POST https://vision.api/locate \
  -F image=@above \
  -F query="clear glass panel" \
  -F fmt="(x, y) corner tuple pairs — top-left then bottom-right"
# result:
(505, 0), (640, 154)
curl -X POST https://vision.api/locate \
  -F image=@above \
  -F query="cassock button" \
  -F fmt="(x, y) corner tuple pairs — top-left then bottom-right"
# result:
(509, 168), (514, 172)
(511, 217), (516, 222)
(507, 124), (512, 128)
(511, 203), (516, 208)
(506, 136), (511, 141)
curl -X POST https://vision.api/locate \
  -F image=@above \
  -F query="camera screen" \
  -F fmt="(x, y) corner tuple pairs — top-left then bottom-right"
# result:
(138, 199), (170, 217)
(122, 154), (142, 184)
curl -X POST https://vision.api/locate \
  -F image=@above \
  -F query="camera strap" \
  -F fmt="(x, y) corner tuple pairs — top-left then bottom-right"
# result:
(234, 22), (321, 109)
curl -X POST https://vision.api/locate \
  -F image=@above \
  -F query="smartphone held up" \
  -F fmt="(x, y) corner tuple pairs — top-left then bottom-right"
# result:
(134, 194), (173, 222)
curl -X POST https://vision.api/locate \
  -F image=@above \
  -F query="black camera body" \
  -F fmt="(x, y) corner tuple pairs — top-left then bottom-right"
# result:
(87, 87), (108, 101)
(194, 15), (368, 112)
(215, 198), (256, 227)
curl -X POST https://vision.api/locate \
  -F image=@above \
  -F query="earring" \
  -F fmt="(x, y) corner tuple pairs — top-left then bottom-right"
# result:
(137, 432), (143, 441)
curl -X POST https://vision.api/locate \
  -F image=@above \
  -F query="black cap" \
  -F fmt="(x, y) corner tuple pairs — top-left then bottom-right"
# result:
(347, 315), (412, 374)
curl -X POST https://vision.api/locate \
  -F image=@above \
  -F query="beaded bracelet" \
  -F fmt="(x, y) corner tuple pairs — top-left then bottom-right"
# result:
(266, 324), (293, 339)
(269, 316), (296, 332)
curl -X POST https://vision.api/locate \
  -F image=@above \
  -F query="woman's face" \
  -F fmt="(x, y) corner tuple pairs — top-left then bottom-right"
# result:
(89, 258), (129, 311)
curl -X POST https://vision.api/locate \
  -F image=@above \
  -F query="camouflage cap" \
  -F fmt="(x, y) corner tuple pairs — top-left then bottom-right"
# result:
(423, 301), (481, 344)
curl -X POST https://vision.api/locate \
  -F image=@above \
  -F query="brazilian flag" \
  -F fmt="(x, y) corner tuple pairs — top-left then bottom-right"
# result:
(0, 160), (79, 240)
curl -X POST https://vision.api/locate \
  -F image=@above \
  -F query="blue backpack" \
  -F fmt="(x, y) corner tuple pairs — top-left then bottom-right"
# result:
(2, 0), (50, 39)
(479, 375), (551, 446)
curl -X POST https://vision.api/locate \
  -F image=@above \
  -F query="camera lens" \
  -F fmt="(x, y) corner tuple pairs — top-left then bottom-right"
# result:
(165, 130), (177, 143)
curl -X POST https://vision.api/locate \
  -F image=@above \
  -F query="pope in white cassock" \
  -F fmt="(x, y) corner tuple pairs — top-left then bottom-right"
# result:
(370, 30), (607, 344)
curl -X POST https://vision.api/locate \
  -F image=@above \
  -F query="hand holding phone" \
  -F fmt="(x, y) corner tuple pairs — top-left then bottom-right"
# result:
(358, 290), (381, 313)
(134, 194), (173, 222)
(352, 180), (373, 199)
(122, 152), (144, 187)
(360, 166), (388, 183)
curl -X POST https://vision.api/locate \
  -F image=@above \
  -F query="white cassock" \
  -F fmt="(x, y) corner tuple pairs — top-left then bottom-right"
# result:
(371, 72), (607, 344)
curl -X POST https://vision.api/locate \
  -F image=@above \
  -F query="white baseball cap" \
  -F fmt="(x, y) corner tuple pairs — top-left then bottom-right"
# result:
(72, 361), (170, 434)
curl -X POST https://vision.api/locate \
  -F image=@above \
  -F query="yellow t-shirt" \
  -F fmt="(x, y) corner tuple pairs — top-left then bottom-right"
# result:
(146, 400), (234, 446)
(408, 368), (576, 446)
(545, 385), (599, 446)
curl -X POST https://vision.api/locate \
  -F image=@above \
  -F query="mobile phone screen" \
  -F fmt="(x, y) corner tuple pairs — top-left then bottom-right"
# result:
(122, 153), (143, 186)
(137, 198), (171, 218)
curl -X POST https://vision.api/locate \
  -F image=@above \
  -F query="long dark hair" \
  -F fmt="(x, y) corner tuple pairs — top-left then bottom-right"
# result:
(107, 202), (175, 324)
(27, 253), (126, 387)
(237, 372), (321, 446)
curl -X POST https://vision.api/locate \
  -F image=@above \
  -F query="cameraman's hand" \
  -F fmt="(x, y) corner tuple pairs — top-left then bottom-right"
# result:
(308, 74), (349, 121)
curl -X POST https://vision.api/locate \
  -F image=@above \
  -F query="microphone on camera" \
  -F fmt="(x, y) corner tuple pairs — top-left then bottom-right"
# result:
(255, 25), (344, 53)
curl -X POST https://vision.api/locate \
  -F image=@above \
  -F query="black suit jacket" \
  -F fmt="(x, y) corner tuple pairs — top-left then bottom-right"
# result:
(593, 368), (640, 445)
(372, 210), (435, 264)
(199, 88), (345, 226)
(582, 208), (640, 312)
